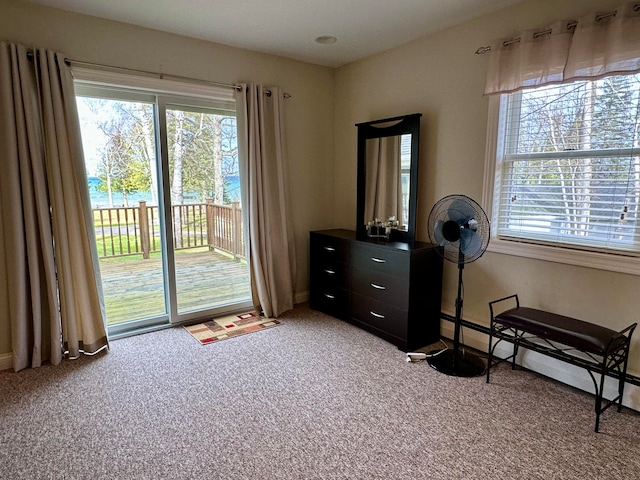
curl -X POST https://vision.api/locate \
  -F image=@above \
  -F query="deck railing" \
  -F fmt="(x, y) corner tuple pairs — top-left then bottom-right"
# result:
(93, 200), (245, 260)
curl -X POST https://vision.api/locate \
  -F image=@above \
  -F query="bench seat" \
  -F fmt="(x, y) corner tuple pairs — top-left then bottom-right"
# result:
(487, 294), (636, 433)
(495, 307), (628, 355)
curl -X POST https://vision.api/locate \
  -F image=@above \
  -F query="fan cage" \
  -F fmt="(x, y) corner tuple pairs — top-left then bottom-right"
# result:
(428, 194), (490, 264)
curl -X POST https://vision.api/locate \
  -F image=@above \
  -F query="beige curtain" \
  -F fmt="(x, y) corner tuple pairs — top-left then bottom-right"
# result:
(484, 2), (640, 94)
(235, 84), (296, 318)
(0, 42), (108, 372)
(364, 136), (402, 224)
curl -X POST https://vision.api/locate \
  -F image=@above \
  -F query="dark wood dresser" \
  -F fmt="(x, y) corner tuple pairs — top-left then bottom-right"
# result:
(309, 229), (443, 351)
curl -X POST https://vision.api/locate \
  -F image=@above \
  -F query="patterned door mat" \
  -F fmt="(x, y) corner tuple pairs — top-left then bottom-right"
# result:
(184, 311), (281, 345)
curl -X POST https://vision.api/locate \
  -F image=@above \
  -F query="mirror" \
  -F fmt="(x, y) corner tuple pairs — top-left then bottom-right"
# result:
(356, 113), (421, 243)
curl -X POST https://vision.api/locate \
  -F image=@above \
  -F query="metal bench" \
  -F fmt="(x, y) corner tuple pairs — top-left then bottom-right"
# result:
(487, 294), (636, 432)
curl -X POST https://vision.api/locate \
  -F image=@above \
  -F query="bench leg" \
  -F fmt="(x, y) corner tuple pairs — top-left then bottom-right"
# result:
(486, 321), (494, 384)
(618, 343), (632, 413)
(594, 370), (606, 433)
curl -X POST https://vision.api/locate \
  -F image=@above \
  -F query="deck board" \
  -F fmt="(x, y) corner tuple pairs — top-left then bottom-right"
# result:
(99, 249), (250, 325)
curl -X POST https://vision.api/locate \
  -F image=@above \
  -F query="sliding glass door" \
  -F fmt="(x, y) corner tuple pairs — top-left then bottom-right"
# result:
(163, 103), (250, 315)
(76, 83), (250, 335)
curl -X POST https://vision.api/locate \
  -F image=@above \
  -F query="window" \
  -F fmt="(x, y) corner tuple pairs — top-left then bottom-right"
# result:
(486, 73), (640, 274)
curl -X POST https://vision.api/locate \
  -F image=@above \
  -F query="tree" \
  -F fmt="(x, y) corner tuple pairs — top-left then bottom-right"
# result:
(509, 74), (640, 242)
(97, 129), (148, 207)
(167, 110), (238, 205)
(88, 99), (153, 207)
(83, 96), (239, 214)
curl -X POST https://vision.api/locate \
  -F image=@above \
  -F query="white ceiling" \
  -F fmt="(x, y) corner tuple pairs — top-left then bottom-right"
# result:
(26, 0), (522, 67)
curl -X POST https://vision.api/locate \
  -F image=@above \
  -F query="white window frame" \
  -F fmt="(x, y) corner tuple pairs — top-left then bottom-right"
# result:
(483, 94), (640, 276)
(72, 66), (236, 103)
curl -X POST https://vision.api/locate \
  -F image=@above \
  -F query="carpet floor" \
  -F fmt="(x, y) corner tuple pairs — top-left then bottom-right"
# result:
(1, 304), (639, 479)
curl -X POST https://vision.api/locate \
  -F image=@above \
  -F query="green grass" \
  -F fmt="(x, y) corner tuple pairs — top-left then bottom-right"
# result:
(95, 234), (143, 257)
(94, 234), (212, 258)
(93, 208), (141, 228)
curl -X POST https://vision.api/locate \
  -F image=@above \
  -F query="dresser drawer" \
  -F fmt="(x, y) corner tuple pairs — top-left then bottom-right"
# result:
(312, 261), (349, 290)
(351, 243), (409, 277)
(310, 287), (350, 317)
(310, 232), (350, 264)
(352, 267), (408, 309)
(352, 293), (407, 339)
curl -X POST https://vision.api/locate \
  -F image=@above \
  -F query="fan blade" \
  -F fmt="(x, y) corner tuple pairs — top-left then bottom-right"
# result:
(448, 198), (476, 224)
(433, 220), (446, 245)
(460, 229), (482, 255)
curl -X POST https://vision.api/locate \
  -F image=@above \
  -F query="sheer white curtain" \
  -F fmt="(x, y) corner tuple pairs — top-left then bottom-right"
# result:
(0, 42), (108, 372)
(235, 84), (296, 318)
(484, 2), (640, 94)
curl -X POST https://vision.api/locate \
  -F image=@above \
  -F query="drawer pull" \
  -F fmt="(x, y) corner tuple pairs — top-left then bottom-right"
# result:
(324, 269), (336, 275)
(371, 257), (386, 263)
(324, 293), (335, 300)
(370, 283), (386, 290)
(370, 310), (385, 319)
(324, 246), (336, 252)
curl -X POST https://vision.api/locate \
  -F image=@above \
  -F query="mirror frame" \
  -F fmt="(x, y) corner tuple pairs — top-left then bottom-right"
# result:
(355, 113), (421, 244)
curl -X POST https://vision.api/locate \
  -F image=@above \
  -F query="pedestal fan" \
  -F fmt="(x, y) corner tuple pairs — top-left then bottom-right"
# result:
(427, 194), (490, 377)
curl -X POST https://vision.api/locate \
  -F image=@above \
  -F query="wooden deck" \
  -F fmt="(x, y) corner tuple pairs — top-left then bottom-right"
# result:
(99, 249), (250, 325)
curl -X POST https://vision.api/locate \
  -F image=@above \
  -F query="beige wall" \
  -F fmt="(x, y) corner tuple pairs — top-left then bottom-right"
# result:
(0, 0), (335, 357)
(334, 0), (640, 380)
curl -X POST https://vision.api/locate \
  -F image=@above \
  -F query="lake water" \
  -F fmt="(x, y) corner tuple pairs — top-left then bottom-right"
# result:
(88, 176), (241, 208)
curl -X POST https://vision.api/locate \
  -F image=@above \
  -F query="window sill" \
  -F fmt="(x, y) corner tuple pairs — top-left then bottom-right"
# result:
(487, 237), (640, 276)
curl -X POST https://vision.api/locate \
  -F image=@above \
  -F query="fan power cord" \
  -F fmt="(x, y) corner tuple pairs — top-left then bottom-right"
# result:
(405, 340), (449, 362)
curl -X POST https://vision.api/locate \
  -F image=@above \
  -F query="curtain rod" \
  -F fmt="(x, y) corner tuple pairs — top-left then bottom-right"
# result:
(66, 57), (245, 91)
(26, 51), (290, 98)
(65, 58), (291, 98)
(474, 4), (639, 54)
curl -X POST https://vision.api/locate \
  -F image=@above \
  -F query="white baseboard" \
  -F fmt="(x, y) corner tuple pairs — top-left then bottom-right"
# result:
(0, 352), (12, 371)
(441, 320), (640, 413)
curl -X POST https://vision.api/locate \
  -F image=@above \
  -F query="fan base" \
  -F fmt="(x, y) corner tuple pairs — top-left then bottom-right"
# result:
(427, 349), (485, 378)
